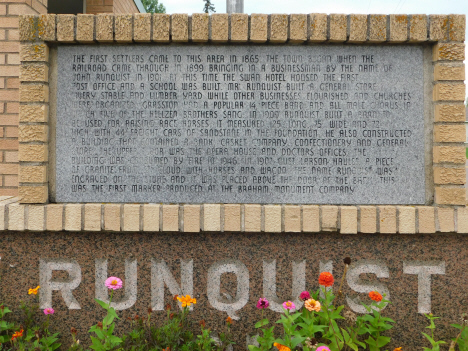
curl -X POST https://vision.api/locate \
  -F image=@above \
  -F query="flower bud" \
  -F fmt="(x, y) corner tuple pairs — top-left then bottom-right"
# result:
(344, 257), (351, 265)
(97, 322), (103, 329)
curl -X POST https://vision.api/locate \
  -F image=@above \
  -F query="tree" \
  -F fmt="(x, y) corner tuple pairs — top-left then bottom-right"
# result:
(203, 0), (215, 13)
(141, 0), (166, 13)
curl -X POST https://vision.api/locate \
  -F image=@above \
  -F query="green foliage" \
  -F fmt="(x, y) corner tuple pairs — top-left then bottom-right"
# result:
(202, 0), (215, 14)
(358, 296), (394, 351)
(451, 319), (468, 351)
(422, 313), (446, 351)
(141, 0), (166, 14)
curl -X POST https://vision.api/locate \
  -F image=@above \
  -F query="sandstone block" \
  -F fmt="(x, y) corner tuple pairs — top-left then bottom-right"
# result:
(250, 14), (267, 43)
(309, 13), (327, 42)
(183, 205), (200, 232)
(191, 13), (209, 42)
(435, 187), (465, 205)
(19, 105), (48, 123)
(19, 144), (48, 162)
(20, 84), (48, 103)
(20, 43), (48, 62)
(38, 14), (56, 41)
(115, 14), (132, 43)
(28, 205), (44, 231)
(389, 14), (407, 42)
(429, 14), (448, 41)
(379, 206), (396, 233)
(230, 13), (248, 42)
(134, 14), (151, 42)
(270, 14), (288, 43)
(210, 13), (228, 42)
(433, 146), (466, 164)
(20, 63), (48, 82)
(285, 205), (301, 232)
(143, 204), (159, 231)
(434, 166), (465, 184)
(65, 204), (81, 231)
(46, 204), (63, 231)
(8, 204), (25, 230)
(104, 204), (121, 231)
(369, 14), (387, 42)
(204, 204), (220, 231)
(417, 207), (435, 233)
(322, 205), (338, 231)
(289, 14), (307, 42)
(438, 207), (455, 232)
(20, 165), (47, 183)
(84, 204), (101, 231)
(434, 63), (465, 81)
(244, 204), (261, 232)
(96, 14), (113, 42)
(153, 14), (170, 42)
(409, 14), (427, 42)
(329, 14), (346, 42)
(19, 186), (47, 203)
(162, 204), (179, 231)
(340, 206), (357, 234)
(398, 206), (416, 234)
(449, 14), (465, 41)
(19, 15), (37, 41)
(57, 14), (75, 42)
(360, 206), (377, 233)
(433, 43), (465, 61)
(123, 204), (140, 231)
(264, 205), (281, 233)
(457, 207), (468, 233)
(303, 205), (319, 232)
(349, 14), (367, 43)
(77, 14), (94, 43)
(224, 204), (241, 232)
(433, 125), (465, 143)
(171, 14), (188, 42)
(433, 83), (465, 101)
(19, 125), (47, 142)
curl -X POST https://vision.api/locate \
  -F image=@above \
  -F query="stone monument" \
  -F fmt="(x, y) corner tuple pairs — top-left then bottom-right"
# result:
(0, 12), (465, 350)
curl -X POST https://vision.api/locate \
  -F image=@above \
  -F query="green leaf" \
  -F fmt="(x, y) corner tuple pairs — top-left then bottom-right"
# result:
(94, 298), (109, 310)
(255, 319), (269, 328)
(376, 335), (391, 347)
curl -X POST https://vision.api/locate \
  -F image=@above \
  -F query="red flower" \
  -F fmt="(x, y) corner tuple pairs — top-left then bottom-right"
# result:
(11, 329), (23, 341)
(319, 272), (334, 287)
(369, 291), (382, 302)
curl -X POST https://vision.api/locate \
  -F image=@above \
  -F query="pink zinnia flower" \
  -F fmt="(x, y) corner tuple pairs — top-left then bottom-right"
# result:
(256, 298), (269, 309)
(105, 276), (123, 290)
(316, 347), (331, 351)
(299, 291), (310, 301)
(43, 308), (54, 315)
(282, 301), (296, 311)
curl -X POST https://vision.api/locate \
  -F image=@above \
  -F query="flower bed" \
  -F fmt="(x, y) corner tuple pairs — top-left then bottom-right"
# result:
(0, 258), (466, 351)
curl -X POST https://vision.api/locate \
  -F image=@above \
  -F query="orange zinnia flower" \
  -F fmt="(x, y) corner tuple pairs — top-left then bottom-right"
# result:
(11, 329), (23, 341)
(369, 291), (383, 302)
(274, 342), (291, 351)
(393, 348), (402, 351)
(226, 316), (233, 324)
(177, 295), (197, 307)
(318, 272), (334, 287)
(304, 298), (321, 312)
(28, 286), (40, 295)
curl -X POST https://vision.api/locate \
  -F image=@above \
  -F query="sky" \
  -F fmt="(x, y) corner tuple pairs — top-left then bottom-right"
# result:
(163, 0), (467, 100)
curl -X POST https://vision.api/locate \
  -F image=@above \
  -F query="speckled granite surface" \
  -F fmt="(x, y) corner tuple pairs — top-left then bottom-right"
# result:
(0, 232), (466, 350)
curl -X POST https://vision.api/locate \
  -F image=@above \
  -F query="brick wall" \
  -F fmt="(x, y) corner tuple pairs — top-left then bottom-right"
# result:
(85, 0), (112, 14)
(113, 0), (138, 14)
(86, 0), (140, 14)
(0, 0), (47, 197)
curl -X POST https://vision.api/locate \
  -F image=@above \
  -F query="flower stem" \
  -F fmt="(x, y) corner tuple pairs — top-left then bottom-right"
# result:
(323, 286), (341, 350)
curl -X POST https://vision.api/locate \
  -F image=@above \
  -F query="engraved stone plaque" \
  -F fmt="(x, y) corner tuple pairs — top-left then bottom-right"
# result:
(55, 45), (425, 204)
